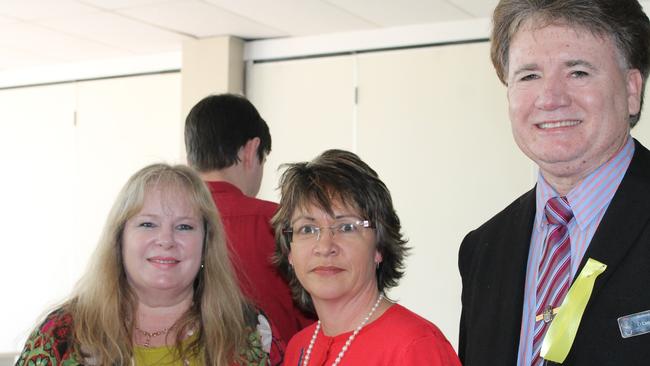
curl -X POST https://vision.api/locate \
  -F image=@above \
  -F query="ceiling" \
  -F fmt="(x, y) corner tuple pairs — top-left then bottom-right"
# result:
(0, 0), (499, 72)
(3, 0), (650, 80)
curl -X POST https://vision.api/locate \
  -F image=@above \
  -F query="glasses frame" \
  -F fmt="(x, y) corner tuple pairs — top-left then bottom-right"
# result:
(283, 219), (373, 245)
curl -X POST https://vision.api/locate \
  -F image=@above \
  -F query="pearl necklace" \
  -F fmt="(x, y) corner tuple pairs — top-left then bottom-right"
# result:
(302, 294), (383, 366)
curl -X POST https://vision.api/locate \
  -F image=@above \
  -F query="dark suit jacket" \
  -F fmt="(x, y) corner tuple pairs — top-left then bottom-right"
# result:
(458, 139), (650, 366)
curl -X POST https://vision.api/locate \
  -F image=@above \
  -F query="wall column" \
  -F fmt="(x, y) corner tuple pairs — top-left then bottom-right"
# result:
(180, 35), (244, 158)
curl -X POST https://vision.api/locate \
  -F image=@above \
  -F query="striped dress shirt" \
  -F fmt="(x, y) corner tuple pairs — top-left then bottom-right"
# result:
(516, 136), (635, 366)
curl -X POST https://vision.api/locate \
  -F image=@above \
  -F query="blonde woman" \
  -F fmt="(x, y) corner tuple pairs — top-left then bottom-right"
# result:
(15, 164), (284, 365)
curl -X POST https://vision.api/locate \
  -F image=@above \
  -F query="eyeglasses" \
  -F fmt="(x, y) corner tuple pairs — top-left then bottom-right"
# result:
(283, 219), (373, 244)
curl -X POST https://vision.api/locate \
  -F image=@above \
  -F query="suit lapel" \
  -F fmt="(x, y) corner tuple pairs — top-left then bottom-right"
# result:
(507, 188), (537, 301)
(576, 140), (650, 297)
(497, 188), (537, 361)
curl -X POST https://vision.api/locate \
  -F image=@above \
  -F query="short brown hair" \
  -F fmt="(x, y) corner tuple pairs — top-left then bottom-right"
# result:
(271, 149), (409, 313)
(185, 94), (271, 171)
(491, 0), (650, 126)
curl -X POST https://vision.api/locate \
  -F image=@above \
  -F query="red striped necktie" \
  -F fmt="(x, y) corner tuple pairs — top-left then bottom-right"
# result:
(532, 196), (574, 366)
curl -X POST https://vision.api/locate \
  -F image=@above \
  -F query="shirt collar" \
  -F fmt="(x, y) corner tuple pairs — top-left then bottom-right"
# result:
(535, 136), (634, 231)
(205, 180), (245, 196)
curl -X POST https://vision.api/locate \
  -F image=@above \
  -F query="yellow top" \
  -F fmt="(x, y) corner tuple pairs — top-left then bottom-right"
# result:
(133, 334), (202, 366)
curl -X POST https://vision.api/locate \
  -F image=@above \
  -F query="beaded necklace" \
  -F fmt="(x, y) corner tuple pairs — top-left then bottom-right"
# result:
(301, 294), (383, 366)
(131, 328), (196, 366)
(134, 326), (169, 348)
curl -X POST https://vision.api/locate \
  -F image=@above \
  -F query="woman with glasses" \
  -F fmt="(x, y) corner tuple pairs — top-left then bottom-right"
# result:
(15, 164), (283, 366)
(272, 149), (460, 365)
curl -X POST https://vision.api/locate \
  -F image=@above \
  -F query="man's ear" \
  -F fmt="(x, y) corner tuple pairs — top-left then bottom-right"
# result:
(627, 68), (643, 116)
(241, 137), (261, 168)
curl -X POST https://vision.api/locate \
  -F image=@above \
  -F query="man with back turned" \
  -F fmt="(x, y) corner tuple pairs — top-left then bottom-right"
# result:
(185, 94), (313, 347)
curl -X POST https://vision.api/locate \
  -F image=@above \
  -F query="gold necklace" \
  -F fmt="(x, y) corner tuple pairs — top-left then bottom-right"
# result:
(134, 326), (169, 348)
(131, 328), (196, 366)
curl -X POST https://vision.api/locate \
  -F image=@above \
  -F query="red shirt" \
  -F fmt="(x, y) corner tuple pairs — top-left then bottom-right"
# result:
(206, 181), (314, 344)
(284, 304), (461, 366)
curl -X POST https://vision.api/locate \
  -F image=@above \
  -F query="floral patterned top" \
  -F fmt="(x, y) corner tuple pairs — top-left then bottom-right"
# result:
(16, 308), (285, 366)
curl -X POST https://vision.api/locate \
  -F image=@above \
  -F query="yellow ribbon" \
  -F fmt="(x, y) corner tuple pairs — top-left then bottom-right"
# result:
(540, 258), (607, 363)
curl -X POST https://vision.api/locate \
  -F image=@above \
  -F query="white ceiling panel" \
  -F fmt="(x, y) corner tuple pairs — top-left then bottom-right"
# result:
(0, 22), (127, 62)
(0, 0), (97, 21)
(205, 0), (376, 36)
(0, 45), (53, 69)
(0, 14), (19, 25)
(39, 11), (190, 54)
(5, 0), (617, 82)
(118, 0), (285, 39)
(79, 0), (188, 10)
(446, 0), (499, 18)
(326, 0), (472, 26)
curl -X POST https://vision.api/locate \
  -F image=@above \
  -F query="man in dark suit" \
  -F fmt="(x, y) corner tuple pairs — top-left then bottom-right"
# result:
(459, 1), (650, 365)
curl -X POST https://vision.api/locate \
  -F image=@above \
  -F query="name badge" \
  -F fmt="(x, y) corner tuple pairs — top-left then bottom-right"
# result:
(617, 310), (650, 338)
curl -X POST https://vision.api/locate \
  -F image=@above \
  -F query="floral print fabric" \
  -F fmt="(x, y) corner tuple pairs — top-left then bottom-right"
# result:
(16, 308), (284, 366)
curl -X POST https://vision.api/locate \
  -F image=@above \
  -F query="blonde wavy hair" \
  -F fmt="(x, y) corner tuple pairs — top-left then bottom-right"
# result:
(59, 163), (250, 365)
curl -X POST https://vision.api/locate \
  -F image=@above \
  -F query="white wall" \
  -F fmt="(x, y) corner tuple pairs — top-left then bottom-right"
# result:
(0, 72), (182, 353)
(355, 44), (533, 346)
(0, 83), (78, 353)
